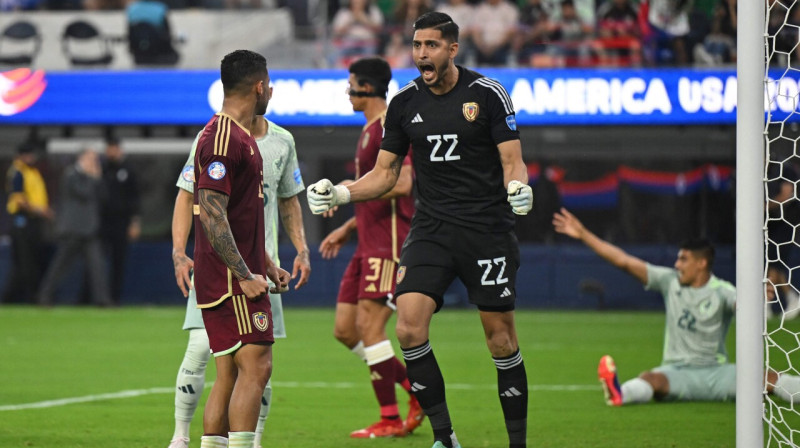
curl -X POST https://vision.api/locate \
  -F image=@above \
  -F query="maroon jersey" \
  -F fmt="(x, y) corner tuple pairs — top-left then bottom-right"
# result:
(193, 113), (266, 307)
(354, 112), (414, 260)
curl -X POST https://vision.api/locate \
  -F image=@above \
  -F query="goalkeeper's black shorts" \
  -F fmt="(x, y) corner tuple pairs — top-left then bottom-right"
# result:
(395, 212), (520, 313)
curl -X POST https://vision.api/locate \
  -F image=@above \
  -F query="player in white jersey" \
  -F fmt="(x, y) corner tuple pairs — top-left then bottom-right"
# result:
(553, 207), (800, 405)
(167, 112), (310, 448)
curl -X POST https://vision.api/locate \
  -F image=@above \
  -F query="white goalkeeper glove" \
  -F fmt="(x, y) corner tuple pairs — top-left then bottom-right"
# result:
(507, 180), (533, 215)
(307, 179), (351, 215)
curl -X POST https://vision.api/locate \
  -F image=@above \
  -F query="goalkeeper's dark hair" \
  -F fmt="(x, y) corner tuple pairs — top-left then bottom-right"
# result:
(413, 11), (459, 43)
(680, 238), (715, 268)
(220, 50), (268, 95)
(349, 57), (392, 99)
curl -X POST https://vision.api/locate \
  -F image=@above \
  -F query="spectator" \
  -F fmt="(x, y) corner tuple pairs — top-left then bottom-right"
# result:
(126, 0), (180, 66)
(382, 0), (432, 67)
(98, 137), (140, 305)
(471, 0), (519, 66)
(644, 0), (692, 65)
(692, 3), (736, 66)
(436, 0), (475, 65)
(37, 149), (111, 307)
(514, 0), (551, 66)
(331, 0), (384, 67)
(84, 0), (125, 9)
(0, 0), (41, 11)
(595, 0), (642, 66)
(547, 0), (594, 66)
(2, 141), (52, 304)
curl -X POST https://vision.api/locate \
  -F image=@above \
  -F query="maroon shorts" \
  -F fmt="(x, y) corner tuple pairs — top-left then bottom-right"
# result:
(337, 255), (399, 305)
(201, 293), (274, 356)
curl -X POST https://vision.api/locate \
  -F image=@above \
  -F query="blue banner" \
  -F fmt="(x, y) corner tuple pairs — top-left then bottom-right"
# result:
(0, 67), (794, 126)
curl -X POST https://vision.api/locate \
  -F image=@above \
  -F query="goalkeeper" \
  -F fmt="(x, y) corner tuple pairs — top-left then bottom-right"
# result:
(553, 207), (800, 406)
(307, 12), (533, 448)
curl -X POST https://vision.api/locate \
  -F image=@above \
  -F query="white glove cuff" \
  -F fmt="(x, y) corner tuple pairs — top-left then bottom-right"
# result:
(333, 184), (351, 206)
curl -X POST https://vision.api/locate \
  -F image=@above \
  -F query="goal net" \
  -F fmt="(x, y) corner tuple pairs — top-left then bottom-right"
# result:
(764, 1), (800, 446)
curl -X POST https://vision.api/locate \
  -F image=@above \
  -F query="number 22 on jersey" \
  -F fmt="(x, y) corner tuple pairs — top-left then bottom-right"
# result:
(427, 134), (460, 162)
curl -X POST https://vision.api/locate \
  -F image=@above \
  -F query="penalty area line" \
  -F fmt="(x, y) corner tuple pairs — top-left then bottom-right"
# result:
(0, 382), (598, 411)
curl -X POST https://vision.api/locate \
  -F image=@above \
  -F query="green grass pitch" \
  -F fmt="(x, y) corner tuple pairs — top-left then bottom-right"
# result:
(0, 305), (796, 448)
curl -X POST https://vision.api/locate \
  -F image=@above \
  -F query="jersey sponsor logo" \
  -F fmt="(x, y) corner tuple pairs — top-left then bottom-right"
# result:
(411, 113), (423, 123)
(208, 161), (226, 180)
(364, 283), (377, 293)
(462, 102), (479, 122)
(252, 311), (270, 332)
(293, 167), (302, 185)
(506, 114), (517, 131)
(396, 266), (406, 284)
(500, 287), (512, 298)
(182, 165), (195, 183)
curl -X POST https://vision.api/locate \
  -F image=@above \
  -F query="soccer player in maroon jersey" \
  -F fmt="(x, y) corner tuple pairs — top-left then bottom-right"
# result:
(318, 57), (423, 438)
(193, 49), (290, 448)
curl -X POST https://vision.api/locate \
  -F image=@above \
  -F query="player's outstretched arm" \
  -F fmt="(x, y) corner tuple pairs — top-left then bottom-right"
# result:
(553, 207), (648, 285)
(172, 188), (194, 297)
(198, 188), (269, 299)
(278, 195), (311, 289)
(378, 163), (413, 200)
(498, 140), (533, 215)
(307, 150), (403, 214)
(320, 216), (357, 259)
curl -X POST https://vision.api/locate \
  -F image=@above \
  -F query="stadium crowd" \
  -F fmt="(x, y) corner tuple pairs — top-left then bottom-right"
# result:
(0, 0), (751, 68)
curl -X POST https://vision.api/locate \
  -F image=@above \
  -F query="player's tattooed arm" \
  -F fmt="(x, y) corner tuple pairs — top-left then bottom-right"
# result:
(198, 188), (252, 281)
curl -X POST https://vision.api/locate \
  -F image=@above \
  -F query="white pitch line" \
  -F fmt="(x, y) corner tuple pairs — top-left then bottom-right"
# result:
(0, 382), (598, 411)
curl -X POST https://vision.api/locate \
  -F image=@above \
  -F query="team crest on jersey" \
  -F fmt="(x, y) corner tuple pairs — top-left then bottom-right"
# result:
(252, 312), (270, 332)
(182, 165), (195, 183)
(273, 158), (284, 176)
(208, 162), (226, 180)
(362, 132), (370, 149)
(463, 102), (479, 122)
(396, 266), (406, 284)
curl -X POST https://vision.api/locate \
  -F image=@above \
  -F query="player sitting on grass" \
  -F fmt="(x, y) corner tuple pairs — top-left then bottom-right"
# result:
(553, 207), (800, 406)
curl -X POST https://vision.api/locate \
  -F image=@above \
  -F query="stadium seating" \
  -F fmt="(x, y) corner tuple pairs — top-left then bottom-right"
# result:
(0, 20), (41, 67)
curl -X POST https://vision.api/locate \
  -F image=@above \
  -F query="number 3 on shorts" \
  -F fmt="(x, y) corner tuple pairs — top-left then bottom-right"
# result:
(477, 257), (508, 286)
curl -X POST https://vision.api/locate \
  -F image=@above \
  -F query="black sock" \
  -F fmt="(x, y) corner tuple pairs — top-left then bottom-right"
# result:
(402, 341), (452, 446)
(495, 349), (528, 448)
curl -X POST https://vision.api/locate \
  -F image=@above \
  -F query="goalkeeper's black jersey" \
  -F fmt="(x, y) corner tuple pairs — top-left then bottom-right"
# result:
(381, 66), (521, 232)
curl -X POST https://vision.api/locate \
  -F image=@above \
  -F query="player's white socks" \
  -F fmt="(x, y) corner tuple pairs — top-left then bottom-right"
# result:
(351, 340), (367, 362)
(173, 328), (211, 438)
(253, 380), (273, 448)
(774, 373), (800, 403)
(621, 378), (654, 404)
(364, 340), (396, 366)
(200, 435), (227, 448)
(228, 431), (255, 448)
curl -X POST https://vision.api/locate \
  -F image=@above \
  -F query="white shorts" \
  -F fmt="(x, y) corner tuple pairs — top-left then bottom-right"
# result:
(653, 363), (735, 402)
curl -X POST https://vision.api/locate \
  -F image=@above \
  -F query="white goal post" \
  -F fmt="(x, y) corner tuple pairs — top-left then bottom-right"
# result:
(736, 0), (764, 447)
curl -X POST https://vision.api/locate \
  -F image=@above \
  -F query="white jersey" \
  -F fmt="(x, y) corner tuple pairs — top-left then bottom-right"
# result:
(645, 264), (736, 367)
(177, 118), (305, 263)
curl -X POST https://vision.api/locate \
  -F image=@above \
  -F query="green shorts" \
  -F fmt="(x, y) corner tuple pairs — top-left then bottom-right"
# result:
(182, 286), (287, 338)
(653, 363), (735, 402)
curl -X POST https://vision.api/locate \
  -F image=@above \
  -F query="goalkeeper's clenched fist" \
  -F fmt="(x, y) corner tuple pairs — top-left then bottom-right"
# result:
(507, 180), (533, 215)
(306, 179), (351, 215)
